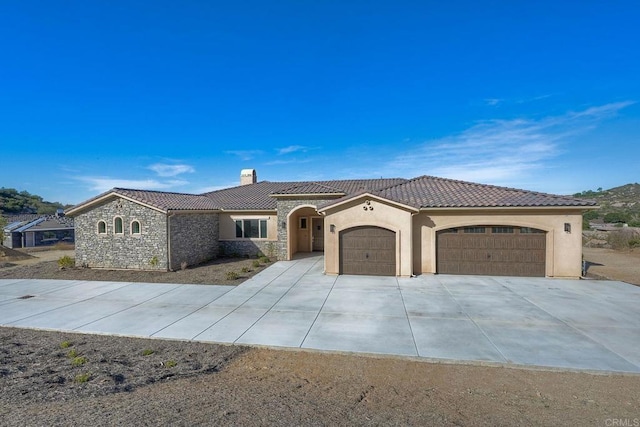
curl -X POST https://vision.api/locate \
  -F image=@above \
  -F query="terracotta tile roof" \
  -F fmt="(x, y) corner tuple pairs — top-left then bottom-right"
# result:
(112, 188), (220, 211)
(66, 188), (219, 215)
(204, 179), (407, 210)
(202, 182), (299, 210)
(69, 176), (595, 215)
(376, 176), (597, 208)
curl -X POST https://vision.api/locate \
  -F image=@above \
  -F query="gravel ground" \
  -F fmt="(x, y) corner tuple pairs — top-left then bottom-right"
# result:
(1, 248), (639, 425)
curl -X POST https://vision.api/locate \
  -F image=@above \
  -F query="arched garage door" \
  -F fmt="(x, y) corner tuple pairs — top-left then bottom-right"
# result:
(339, 226), (396, 276)
(437, 226), (546, 277)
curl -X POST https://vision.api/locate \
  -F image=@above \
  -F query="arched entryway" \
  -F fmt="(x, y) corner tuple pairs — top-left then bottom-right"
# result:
(287, 205), (323, 259)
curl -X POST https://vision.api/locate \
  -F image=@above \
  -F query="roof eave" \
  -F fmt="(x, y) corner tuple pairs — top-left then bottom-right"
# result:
(318, 192), (419, 213)
(418, 204), (599, 211)
(270, 193), (346, 199)
(66, 191), (169, 216)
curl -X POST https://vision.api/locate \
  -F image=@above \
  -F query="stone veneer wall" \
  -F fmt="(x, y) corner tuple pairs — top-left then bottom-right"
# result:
(74, 197), (169, 270)
(168, 213), (219, 270)
(276, 198), (333, 260)
(219, 240), (278, 259)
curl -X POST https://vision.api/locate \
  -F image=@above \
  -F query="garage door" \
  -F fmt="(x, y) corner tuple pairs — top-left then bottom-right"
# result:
(437, 226), (546, 277)
(339, 226), (396, 276)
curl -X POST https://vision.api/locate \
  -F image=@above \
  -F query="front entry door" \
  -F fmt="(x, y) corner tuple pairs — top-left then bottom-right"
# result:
(312, 218), (324, 251)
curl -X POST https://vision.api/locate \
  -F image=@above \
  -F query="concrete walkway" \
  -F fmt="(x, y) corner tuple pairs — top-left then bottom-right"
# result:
(1, 255), (639, 374)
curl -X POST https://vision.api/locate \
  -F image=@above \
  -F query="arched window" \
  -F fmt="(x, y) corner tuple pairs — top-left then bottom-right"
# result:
(97, 221), (107, 234)
(114, 217), (123, 234)
(131, 220), (141, 235)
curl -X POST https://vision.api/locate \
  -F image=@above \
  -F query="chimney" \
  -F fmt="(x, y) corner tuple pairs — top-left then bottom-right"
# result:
(240, 169), (257, 186)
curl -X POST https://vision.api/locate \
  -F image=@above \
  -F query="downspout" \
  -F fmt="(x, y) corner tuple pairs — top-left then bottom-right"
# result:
(410, 211), (419, 278)
(167, 211), (173, 271)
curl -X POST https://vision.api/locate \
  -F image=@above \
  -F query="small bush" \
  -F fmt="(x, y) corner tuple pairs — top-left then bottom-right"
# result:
(142, 349), (154, 356)
(60, 341), (72, 349)
(57, 255), (74, 269)
(149, 256), (159, 267)
(225, 271), (239, 280)
(259, 256), (271, 264)
(164, 360), (177, 368)
(629, 238), (640, 248)
(252, 260), (261, 268)
(71, 356), (88, 366)
(608, 229), (640, 250)
(241, 266), (249, 273)
(67, 349), (78, 358)
(75, 373), (91, 383)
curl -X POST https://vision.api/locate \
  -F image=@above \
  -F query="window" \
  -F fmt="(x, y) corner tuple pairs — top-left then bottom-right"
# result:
(520, 227), (544, 234)
(464, 227), (485, 234)
(440, 228), (459, 234)
(97, 221), (107, 234)
(492, 226), (514, 234)
(235, 219), (268, 238)
(114, 217), (123, 234)
(131, 220), (141, 235)
(299, 217), (307, 229)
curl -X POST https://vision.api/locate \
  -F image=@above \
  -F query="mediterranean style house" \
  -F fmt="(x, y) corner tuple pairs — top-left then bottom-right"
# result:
(66, 169), (597, 278)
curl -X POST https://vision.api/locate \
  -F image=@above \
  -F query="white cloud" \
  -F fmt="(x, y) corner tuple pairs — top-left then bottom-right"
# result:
(277, 145), (308, 155)
(385, 101), (634, 185)
(225, 150), (263, 161)
(148, 163), (195, 177)
(484, 98), (503, 106)
(78, 177), (188, 193)
(265, 158), (313, 166)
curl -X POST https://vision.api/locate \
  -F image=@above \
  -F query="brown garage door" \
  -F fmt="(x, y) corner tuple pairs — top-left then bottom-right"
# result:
(437, 226), (546, 277)
(339, 226), (396, 276)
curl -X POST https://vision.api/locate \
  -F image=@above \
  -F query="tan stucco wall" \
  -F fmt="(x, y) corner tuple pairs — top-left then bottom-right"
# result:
(322, 197), (416, 277)
(323, 198), (585, 278)
(413, 209), (584, 278)
(218, 212), (278, 241)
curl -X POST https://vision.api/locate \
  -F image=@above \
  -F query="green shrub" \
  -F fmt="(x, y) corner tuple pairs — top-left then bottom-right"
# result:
(629, 238), (640, 248)
(60, 341), (72, 349)
(225, 271), (239, 280)
(164, 360), (177, 368)
(241, 266), (249, 273)
(71, 356), (88, 366)
(149, 256), (159, 267)
(75, 373), (91, 383)
(259, 256), (270, 264)
(252, 260), (261, 268)
(67, 349), (78, 358)
(142, 349), (154, 356)
(57, 255), (74, 269)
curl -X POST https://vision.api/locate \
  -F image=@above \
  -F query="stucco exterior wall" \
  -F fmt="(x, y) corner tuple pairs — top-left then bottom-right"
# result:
(413, 209), (584, 278)
(322, 197), (415, 277)
(168, 212), (219, 270)
(74, 198), (169, 270)
(217, 212), (278, 258)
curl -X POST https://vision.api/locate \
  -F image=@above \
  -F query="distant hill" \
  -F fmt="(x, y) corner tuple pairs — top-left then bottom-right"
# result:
(0, 188), (70, 216)
(573, 183), (640, 227)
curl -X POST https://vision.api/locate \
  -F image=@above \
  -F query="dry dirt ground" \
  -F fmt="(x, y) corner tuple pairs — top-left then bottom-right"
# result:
(583, 247), (640, 286)
(1, 247), (639, 426)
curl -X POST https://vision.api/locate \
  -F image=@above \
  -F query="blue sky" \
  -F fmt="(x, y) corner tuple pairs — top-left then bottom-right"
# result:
(1, 1), (639, 205)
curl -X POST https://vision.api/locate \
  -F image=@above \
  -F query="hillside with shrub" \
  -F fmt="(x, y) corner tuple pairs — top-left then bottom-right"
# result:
(0, 188), (70, 215)
(574, 183), (640, 228)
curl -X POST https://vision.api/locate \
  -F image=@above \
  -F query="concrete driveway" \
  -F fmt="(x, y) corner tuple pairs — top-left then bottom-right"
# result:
(1, 255), (639, 374)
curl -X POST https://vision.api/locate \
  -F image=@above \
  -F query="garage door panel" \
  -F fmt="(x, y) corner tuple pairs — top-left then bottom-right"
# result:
(437, 227), (546, 277)
(340, 226), (396, 276)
